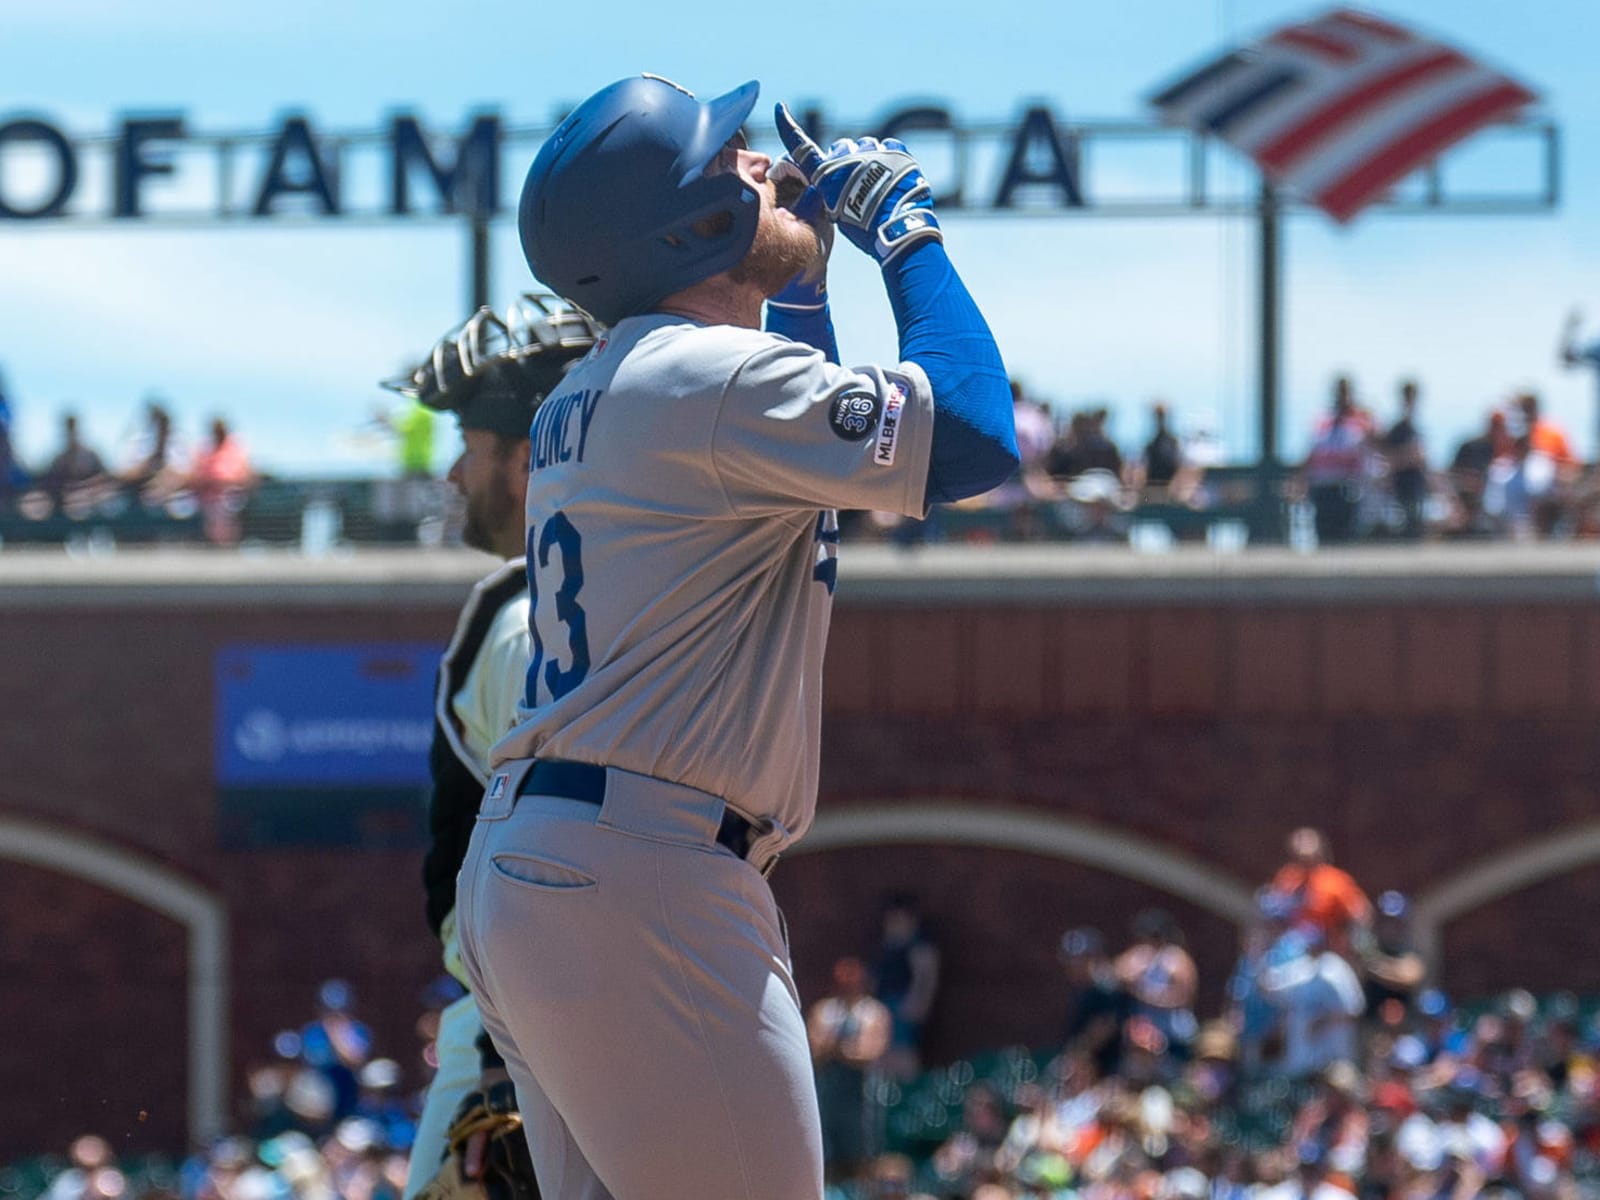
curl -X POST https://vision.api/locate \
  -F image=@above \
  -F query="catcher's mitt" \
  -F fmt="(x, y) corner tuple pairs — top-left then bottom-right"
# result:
(417, 1080), (540, 1200)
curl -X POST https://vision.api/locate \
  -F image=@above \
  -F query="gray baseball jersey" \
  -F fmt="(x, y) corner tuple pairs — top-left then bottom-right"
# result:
(488, 314), (933, 847)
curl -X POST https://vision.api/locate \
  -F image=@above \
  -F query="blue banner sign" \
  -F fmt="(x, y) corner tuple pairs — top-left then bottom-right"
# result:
(215, 644), (439, 786)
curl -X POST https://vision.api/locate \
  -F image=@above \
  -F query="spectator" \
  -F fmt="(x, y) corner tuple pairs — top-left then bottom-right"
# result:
(299, 979), (375, 1125)
(1380, 380), (1428, 540)
(1446, 409), (1511, 536)
(1044, 411), (1091, 482)
(928, 1081), (1010, 1197)
(1299, 375), (1375, 545)
(1268, 827), (1373, 960)
(1008, 381), (1056, 488)
(1230, 888), (1301, 1076)
(1497, 391), (1581, 537)
(188, 416), (258, 545)
(42, 1135), (124, 1200)
(1075, 1086), (1159, 1190)
(1130, 401), (1209, 509)
(184, 1135), (255, 1200)
(353, 1057), (415, 1154)
(1058, 926), (1132, 1079)
(40, 411), (110, 512)
(985, 381), (1058, 536)
(1114, 908), (1199, 1061)
(1044, 408), (1123, 484)
(1503, 1102), (1572, 1200)
(1080, 408), (1125, 478)
(1137, 401), (1183, 492)
(1358, 891), (1427, 1027)
(1408, 988), (1469, 1065)
(857, 1153), (926, 1200)
(1514, 390), (1577, 470)
(808, 956), (892, 1187)
(1255, 923), (1367, 1079)
(389, 400), (437, 481)
(1184, 1020), (1239, 1105)
(119, 396), (189, 503)
(0, 370), (28, 508)
(1483, 431), (1560, 541)
(1288, 1061), (1371, 1179)
(993, 1082), (1075, 1191)
(1063, 467), (1133, 543)
(873, 894), (941, 1081)
(1255, 1141), (1357, 1200)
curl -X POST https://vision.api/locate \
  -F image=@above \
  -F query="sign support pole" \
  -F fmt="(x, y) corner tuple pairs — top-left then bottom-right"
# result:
(469, 213), (491, 312)
(1258, 177), (1282, 468)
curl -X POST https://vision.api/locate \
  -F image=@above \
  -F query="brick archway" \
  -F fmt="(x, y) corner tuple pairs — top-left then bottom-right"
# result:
(795, 803), (1258, 924)
(1414, 821), (1600, 971)
(0, 817), (229, 1146)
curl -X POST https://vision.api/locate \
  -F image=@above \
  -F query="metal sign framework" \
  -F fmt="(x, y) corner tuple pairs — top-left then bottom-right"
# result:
(0, 111), (1561, 464)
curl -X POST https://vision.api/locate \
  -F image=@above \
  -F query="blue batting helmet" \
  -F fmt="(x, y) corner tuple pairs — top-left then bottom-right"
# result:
(517, 74), (761, 325)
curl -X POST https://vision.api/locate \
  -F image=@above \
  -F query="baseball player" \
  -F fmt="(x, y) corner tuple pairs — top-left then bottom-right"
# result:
(392, 296), (600, 1200)
(454, 74), (1019, 1200)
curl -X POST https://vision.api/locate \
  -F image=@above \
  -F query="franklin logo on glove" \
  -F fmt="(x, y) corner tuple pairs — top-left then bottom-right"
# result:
(845, 162), (891, 221)
(774, 104), (945, 265)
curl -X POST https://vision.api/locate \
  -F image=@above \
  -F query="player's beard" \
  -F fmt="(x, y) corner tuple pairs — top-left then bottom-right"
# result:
(729, 207), (823, 297)
(461, 455), (523, 557)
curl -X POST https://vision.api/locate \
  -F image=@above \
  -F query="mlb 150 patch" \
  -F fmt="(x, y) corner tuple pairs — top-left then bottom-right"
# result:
(828, 390), (882, 442)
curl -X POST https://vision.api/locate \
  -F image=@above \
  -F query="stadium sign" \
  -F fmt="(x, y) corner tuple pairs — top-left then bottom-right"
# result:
(0, 113), (504, 220)
(0, 106), (1093, 223)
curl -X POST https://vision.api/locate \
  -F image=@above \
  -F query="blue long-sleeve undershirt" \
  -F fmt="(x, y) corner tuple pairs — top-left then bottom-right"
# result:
(882, 242), (1018, 504)
(764, 300), (839, 365)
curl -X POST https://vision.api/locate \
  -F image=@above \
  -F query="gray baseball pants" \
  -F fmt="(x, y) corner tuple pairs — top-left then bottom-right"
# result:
(455, 762), (824, 1200)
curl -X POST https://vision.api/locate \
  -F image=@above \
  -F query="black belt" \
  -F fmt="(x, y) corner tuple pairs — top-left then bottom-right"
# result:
(518, 759), (764, 866)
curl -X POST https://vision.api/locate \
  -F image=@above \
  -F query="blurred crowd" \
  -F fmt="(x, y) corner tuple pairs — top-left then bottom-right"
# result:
(20, 978), (448, 1200)
(15, 829), (1600, 1200)
(805, 828), (1600, 1200)
(1289, 376), (1600, 545)
(8, 353), (1600, 552)
(0, 382), (257, 545)
(858, 357), (1600, 548)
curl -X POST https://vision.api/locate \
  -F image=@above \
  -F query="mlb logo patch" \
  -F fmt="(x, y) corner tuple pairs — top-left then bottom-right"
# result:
(479, 770), (516, 820)
(874, 380), (908, 467)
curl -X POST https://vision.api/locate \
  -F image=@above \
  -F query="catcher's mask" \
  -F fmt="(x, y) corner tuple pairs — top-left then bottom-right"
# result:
(384, 294), (605, 438)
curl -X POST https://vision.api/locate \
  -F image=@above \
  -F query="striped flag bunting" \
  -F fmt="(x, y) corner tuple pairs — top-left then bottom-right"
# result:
(1147, 7), (1538, 222)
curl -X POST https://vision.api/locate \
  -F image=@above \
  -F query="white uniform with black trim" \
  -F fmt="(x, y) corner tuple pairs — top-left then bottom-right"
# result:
(405, 563), (530, 1200)
(456, 315), (933, 1200)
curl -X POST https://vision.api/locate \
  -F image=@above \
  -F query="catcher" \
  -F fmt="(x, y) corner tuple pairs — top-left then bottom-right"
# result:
(389, 295), (601, 1200)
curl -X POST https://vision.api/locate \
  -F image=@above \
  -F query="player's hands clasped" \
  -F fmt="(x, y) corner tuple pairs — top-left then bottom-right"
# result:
(767, 157), (835, 312)
(774, 103), (943, 265)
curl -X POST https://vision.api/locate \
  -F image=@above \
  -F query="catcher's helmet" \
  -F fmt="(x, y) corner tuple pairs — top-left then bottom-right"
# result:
(384, 294), (603, 438)
(518, 74), (761, 325)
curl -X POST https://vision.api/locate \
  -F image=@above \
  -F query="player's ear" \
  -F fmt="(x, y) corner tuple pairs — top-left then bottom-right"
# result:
(508, 437), (532, 484)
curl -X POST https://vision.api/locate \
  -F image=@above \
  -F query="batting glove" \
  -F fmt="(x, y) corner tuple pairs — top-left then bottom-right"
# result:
(767, 157), (834, 313)
(774, 103), (943, 265)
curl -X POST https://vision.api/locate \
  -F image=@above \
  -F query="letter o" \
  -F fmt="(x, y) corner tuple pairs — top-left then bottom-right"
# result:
(0, 119), (79, 219)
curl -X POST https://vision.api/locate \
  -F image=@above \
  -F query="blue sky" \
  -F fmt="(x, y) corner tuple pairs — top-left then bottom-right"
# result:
(5, 0), (1599, 477)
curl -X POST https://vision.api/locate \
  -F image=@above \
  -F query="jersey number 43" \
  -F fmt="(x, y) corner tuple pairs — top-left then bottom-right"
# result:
(525, 511), (591, 708)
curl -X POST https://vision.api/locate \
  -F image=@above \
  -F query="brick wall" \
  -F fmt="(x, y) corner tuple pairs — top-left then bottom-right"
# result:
(2, 562), (1597, 1156)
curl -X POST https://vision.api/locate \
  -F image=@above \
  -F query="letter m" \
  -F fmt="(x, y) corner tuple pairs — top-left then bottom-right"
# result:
(390, 113), (501, 217)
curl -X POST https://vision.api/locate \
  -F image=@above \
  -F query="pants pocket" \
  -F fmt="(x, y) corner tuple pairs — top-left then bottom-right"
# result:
(490, 852), (598, 892)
